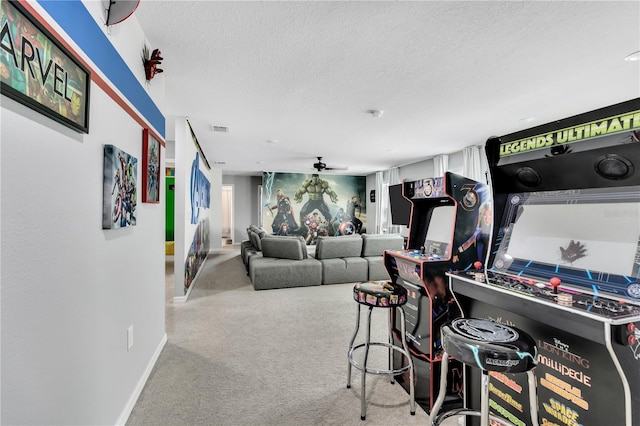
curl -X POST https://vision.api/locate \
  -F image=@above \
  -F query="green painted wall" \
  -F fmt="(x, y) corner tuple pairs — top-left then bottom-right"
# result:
(166, 177), (175, 241)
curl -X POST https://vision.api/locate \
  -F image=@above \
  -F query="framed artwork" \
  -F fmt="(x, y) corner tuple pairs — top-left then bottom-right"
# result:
(142, 128), (160, 203)
(103, 144), (137, 229)
(0, 0), (91, 133)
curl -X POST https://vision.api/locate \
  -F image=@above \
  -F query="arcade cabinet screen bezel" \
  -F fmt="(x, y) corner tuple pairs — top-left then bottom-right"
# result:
(489, 185), (640, 300)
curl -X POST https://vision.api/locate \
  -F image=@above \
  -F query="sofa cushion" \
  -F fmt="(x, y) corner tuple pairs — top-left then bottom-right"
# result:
(250, 257), (322, 290)
(261, 235), (307, 260)
(320, 257), (368, 284)
(315, 235), (363, 259)
(248, 229), (267, 251)
(361, 233), (404, 257)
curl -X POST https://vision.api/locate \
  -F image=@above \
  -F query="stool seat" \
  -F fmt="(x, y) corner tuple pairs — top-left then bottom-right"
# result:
(441, 318), (537, 373)
(430, 318), (539, 426)
(353, 281), (407, 307)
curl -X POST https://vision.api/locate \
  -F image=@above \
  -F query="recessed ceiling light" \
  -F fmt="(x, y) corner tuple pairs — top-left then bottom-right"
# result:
(266, 139), (279, 144)
(624, 51), (640, 61)
(519, 117), (536, 123)
(367, 109), (384, 118)
(387, 148), (397, 152)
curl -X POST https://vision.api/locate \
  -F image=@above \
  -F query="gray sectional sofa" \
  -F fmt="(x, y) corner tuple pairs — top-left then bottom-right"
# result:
(242, 226), (404, 290)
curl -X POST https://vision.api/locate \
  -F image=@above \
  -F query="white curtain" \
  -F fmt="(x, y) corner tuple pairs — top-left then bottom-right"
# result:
(433, 154), (449, 176)
(463, 145), (487, 183)
(374, 171), (385, 234)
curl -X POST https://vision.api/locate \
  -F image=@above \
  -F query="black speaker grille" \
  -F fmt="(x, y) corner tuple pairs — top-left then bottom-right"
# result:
(516, 167), (541, 187)
(595, 154), (634, 180)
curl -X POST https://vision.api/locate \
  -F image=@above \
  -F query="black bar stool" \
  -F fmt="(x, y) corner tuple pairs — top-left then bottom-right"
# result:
(429, 318), (539, 426)
(347, 281), (416, 420)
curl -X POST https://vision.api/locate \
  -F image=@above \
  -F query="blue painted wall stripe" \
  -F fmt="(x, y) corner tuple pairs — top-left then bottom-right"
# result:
(38, 0), (165, 138)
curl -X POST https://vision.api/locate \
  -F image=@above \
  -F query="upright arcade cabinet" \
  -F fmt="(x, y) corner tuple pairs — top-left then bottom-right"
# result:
(384, 171), (491, 412)
(449, 98), (640, 425)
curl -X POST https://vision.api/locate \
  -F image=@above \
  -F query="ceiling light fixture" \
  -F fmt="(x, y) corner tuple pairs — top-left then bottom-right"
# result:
(624, 51), (640, 61)
(266, 139), (279, 144)
(367, 109), (384, 118)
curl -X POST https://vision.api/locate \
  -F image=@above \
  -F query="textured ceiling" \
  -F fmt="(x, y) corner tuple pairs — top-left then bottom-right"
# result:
(134, 1), (640, 176)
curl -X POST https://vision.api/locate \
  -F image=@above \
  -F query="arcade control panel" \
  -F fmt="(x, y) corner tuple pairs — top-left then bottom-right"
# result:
(455, 267), (640, 321)
(393, 244), (448, 262)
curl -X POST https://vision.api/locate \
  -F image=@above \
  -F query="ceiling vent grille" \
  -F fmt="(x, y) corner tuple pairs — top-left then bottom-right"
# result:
(212, 125), (229, 133)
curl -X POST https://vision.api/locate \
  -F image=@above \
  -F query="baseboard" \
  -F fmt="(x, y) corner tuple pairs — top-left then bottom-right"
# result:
(116, 332), (168, 425)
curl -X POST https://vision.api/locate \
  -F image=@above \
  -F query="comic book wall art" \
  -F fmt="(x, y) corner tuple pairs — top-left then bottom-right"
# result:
(184, 218), (210, 292)
(142, 128), (160, 203)
(103, 144), (137, 229)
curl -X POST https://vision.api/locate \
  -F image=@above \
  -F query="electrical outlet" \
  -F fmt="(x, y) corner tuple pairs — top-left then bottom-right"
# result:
(127, 325), (134, 351)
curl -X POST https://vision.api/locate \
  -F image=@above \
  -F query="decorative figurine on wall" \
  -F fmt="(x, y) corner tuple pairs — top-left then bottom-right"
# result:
(142, 45), (163, 81)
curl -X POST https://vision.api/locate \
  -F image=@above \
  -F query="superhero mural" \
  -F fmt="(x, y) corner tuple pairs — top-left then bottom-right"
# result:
(184, 152), (211, 292)
(262, 172), (366, 244)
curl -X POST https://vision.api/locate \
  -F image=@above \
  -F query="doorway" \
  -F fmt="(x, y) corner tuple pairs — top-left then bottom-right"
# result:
(222, 185), (234, 245)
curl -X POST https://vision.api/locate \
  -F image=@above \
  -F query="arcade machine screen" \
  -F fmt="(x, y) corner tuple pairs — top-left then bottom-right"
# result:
(490, 185), (640, 305)
(422, 205), (455, 259)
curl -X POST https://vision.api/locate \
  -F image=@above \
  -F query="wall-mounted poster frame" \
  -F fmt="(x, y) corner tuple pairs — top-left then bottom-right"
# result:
(142, 128), (160, 203)
(102, 144), (137, 229)
(0, 0), (91, 133)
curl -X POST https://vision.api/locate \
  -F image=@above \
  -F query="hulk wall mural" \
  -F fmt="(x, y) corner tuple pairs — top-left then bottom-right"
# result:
(262, 172), (366, 244)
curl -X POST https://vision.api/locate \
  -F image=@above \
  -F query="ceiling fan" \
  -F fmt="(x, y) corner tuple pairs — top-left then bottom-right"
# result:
(312, 157), (348, 172)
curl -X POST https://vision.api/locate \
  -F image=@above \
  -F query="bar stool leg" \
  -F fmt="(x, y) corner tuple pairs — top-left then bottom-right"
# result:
(388, 308), (395, 384)
(346, 304), (361, 390)
(527, 370), (539, 426)
(360, 306), (373, 420)
(429, 351), (449, 425)
(480, 370), (490, 426)
(397, 307), (416, 415)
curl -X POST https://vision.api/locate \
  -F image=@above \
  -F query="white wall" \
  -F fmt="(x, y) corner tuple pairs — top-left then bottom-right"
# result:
(1, 2), (166, 424)
(222, 175), (262, 242)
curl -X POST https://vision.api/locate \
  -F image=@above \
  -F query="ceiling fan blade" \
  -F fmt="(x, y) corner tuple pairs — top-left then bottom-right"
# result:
(325, 166), (348, 171)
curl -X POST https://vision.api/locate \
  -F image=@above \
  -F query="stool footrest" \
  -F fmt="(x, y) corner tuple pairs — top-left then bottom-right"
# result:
(432, 408), (518, 426)
(348, 342), (412, 376)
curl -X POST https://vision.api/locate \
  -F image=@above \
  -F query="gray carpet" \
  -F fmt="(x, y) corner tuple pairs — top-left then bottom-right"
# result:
(128, 248), (458, 425)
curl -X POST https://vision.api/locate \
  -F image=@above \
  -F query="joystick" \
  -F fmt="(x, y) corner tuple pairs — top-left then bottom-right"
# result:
(473, 261), (485, 282)
(550, 277), (562, 294)
(420, 246), (426, 255)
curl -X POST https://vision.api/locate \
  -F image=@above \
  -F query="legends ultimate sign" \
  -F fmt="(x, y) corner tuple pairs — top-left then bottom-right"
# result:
(1, 0), (90, 133)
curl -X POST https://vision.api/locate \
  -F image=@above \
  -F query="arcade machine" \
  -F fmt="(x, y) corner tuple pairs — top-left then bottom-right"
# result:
(449, 98), (640, 426)
(384, 171), (491, 412)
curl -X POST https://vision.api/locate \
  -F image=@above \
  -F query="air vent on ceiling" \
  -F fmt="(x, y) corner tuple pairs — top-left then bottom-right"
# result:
(212, 125), (229, 133)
